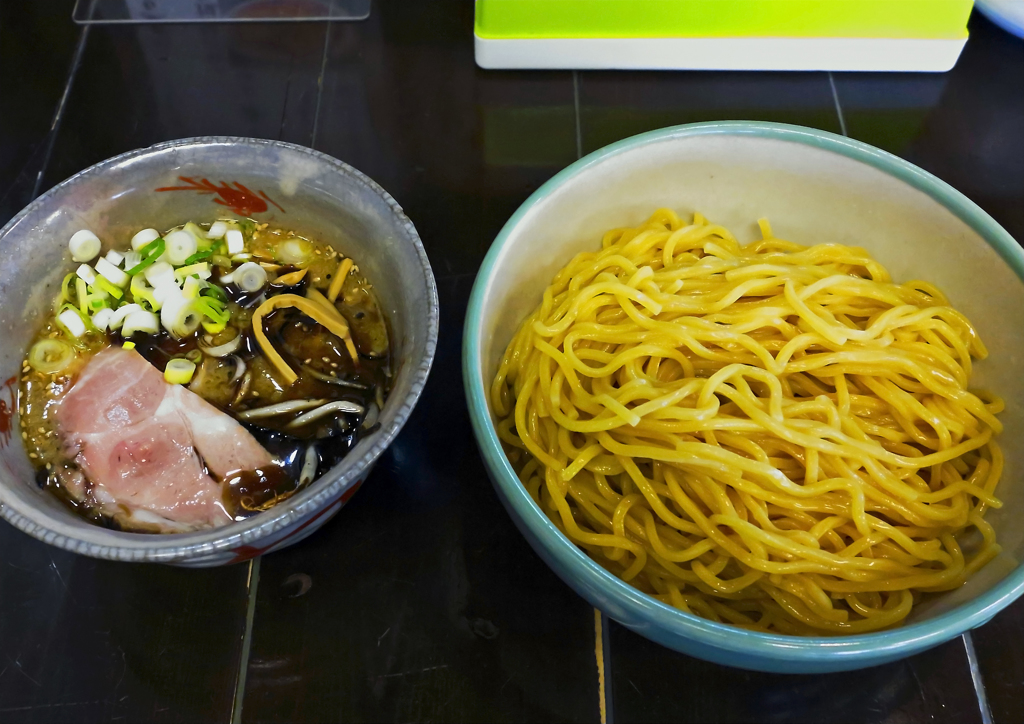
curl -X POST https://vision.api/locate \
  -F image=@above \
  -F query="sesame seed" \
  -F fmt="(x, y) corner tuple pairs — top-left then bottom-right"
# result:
(330, 363), (338, 368)
(21, 431), (27, 440)
(251, 391), (260, 397)
(29, 453), (38, 459)
(37, 427), (45, 434)
(46, 463), (52, 470)
(304, 358), (312, 364)
(322, 357), (330, 363)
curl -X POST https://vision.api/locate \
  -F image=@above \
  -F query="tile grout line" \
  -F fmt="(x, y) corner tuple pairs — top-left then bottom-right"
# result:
(963, 632), (994, 724)
(573, 70), (583, 160)
(600, 612), (614, 724)
(310, 22), (333, 151)
(31, 23), (90, 200)
(593, 609), (608, 724)
(230, 556), (262, 724)
(827, 71), (849, 137)
(578, 71), (611, 724)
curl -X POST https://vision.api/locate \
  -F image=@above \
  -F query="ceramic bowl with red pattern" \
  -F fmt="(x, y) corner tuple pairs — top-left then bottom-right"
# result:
(0, 137), (438, 566)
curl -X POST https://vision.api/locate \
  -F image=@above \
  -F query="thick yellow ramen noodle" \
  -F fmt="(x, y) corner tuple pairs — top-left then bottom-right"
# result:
(491, 209), (1004, 635)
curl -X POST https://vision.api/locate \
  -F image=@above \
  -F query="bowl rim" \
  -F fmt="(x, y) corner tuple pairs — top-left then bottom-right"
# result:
(463, 120), (1024, 662)
(0, 136), (439, 562)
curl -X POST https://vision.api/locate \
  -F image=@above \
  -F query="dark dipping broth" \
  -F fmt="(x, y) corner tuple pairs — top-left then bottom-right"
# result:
(19, 220), (392, 531)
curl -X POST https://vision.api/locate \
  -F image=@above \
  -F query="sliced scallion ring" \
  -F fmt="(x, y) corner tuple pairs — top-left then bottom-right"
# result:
(28, 339), (76, 374)
(159, 290), (203, 338)
(235, 262), (268, 292)
(277, 237), (315, 265)
(57, 308), (88, 338)
(93, 275), (124, 299)
(125, 237), (165, 275)
(166, 230), (198, 265)
(107, 303), (140, 330)
(61, 273), (77, 304)
(164, 358), (197, 385)
(202, 283), (228, 303)
(69, 230), (101, 262)
(192, 296), (230, 325)
(226, 229), (245, 254)
(198, 334), (241, 357)
(207, 221), (228, 240)
(96, 257), (130, 288)
(121, 309), (160, 337)
(92, 307), (114, 331)
(182, 247), (215, 266)
(131, 228), (161, 250)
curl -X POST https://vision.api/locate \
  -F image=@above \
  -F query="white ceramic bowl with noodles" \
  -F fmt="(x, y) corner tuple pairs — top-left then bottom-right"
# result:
(0, 137), (438, 567)
(463, 121), (1024, 672)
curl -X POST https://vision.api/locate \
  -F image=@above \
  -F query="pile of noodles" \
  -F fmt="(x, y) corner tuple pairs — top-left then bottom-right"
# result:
(491, 209), (1004, 635)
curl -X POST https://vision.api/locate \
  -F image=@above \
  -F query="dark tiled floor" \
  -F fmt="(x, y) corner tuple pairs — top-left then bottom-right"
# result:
(1, 3), (1022, 723)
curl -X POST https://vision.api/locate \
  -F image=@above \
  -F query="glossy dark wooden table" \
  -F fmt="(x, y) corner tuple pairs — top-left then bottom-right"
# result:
(1, 2), (1021, 722)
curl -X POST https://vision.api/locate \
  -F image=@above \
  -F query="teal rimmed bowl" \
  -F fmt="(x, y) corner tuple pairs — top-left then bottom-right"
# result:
(463, 121), (1024, 673)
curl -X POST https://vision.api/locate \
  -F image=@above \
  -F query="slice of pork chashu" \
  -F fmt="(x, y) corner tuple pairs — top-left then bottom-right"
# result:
(56, 347), (274, 532)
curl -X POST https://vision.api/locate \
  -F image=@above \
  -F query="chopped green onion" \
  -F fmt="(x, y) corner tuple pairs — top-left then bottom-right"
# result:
(182, 247), (215, 265)
(131, 228), (161, 251)
(125, 237), (165, 275)
(29, 339), (76, 373)
(201, 283), (228, 303)
(174, 262), (211, 282)
(207, 221), (228, 240)
(144, 260), (175, 284)
(92, 307), (114, 330)
(61, 272), (76, 301)
(184, 223), (212, 251)
(277, 237), (315, 265)
(166, 229), (199, 265)
(122, 250), (141, 269)
(130, 275), (161, 311)
(161, 291), (202, 338)
(193, 296), (230, 324)
(93, 275), (124, 299)
(123, 341), (136, 350)
(122, 309), (160, 336)
(182, 276), (203, 299)
(69, 230), (101, 263)
(57, 304), (91, 338)
(86, 295), (108, 312)
(96, 257), (130, 288)
(226, 229), (245, 255)
(76, 278), (89, 315)
(76, 264), (97, 285)
(164, 358), (197, 385)
(185, 349), (203, 364)
(108, 303), (141, 330)
(235, 262), (268, 292)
